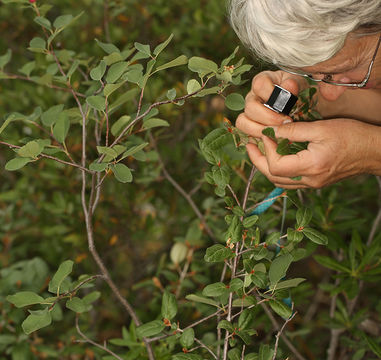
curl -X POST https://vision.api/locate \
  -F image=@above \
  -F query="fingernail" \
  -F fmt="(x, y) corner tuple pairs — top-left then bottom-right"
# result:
(283, 119), (292, 124)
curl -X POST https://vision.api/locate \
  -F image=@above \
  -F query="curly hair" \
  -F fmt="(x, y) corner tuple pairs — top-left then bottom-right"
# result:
(229, 0), (381, 67)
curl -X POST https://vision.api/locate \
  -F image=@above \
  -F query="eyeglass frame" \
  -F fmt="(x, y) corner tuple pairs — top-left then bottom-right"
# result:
(278, 34), (381, 88)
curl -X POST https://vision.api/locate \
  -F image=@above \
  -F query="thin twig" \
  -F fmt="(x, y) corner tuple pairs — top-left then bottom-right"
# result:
(0, 141), (92, 173)
(175, 248), (194, 299)
(150, 133), (216, 241)
(194, 338), (218, 360)
(272, 307), (297, 360)
(147, 310), (223, 343)
(75, 315), (124, 360)
(2, 72), (86, 97)
(259, 299), (306, 360)
(227, 184), (241, 207)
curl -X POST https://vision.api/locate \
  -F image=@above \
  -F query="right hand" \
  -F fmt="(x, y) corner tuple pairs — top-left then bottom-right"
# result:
(236, 70), (301, 135)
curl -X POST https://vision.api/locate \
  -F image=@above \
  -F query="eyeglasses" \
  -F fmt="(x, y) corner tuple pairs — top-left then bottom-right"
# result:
(278, 34), (381, 88)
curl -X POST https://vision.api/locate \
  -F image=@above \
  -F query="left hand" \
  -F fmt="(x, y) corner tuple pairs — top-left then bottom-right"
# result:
(237, 117), (381, 189)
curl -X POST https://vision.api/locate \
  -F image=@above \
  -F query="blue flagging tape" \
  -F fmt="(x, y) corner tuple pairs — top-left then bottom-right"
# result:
(248, 187), (285, 216)
(247, 186), (294, 312)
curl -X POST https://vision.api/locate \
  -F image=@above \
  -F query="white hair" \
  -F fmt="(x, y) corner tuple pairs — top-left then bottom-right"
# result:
(229, 0), (381, 67)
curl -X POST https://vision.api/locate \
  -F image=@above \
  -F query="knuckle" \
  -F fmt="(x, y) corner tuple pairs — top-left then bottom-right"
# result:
(235, 113), (248, 130)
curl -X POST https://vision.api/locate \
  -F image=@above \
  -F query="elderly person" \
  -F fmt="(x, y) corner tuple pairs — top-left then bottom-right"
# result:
(229, 0), (381, 189)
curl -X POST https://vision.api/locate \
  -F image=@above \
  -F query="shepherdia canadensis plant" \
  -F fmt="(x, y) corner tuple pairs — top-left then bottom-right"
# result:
(2, 1), (381, 360)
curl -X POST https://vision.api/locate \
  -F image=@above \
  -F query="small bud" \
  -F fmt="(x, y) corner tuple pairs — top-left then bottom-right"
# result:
(29, 0), (36, 3)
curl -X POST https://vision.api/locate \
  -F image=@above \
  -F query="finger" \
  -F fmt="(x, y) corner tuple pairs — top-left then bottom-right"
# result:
(262, 136), (312, 177)
(236, 114), (265, 138)
(274, 121), (323, 143)
(280, 78), (299, 97)
(246, 143), (306, 186)
(244, 92), (292, 126)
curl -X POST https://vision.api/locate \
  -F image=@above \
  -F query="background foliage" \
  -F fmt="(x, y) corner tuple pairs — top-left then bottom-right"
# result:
(1, 1), (381, 360)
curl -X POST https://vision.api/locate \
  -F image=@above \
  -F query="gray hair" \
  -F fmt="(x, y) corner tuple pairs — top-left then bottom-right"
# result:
(229, 0), (381, 67)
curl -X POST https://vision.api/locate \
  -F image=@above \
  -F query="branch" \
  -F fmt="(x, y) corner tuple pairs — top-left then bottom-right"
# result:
(2, 72), (86, 98)
(0, 141), (92, 173)
(149, 133), (216, 241)
(272, 307), (297, 360)
(259, 299), (306, 360)
(75, 315), (124, 360)
(110, 80), (210, 149)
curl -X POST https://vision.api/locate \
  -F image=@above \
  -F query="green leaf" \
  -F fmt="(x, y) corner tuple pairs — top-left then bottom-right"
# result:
(53, 14), (73, 29)
(153, 33), (174, 56)
(180, 328), (194, 349)
(251, 271), (267, 288)
(259, 344), (274, 360)
(86, 95), (106, 111)
(121, 143), (148, 160)
(90, 60), (107, 81)
(238, 309), (254, 330)
(188, 56), (218, 75)
(134, 42), (151, 56)
(225, 93), (245, 111)
(142, 118), (170, 130)
(97, 146), (118, 159)
(66, 297), (89, 313)
(0, 49), (11, 70)
(111, 163), (133, 183)
(19, 61), (36, 77)
(106, 61), (129, 83)
(269, 253), (293, 285)
(170, 242), (188, 264)
(104, 82), (124, 98)
(185, 294), (218, 307)
(243, 215), (259, 228)
(167, 88), (177, 100)
(155, 55), (188, 72)
(48, 260), (74, 294)
(41, 104), (64, 126)
(217, 320), (235, 333)
(276, 138), (291, 155)
(202, 282), (227, 297)
(314, 255), (351, 273)
(95, 39), (120, 54)
(187, 79), (201, 94)
(34, 16), (51, 30)
(236, 329), (252, 344)
(28, 37), (46, 52)
(22, 308), (52, 335)
(82, 291), (101, 305)
(5, 157), (32, 171)
(296, 208), (313, 227)
(230, 278), (244, 293)
(302, 227), (328, 245)
(261, 127), (276, 141)
(287, 228), (304, 243)
(53, 113), (70, 143)
(212, 166), (230, 189)
(228, 348), (241, 360)
(136, 320), (165, 338)
(17, 141), (42, 158)
(111, 115), (131, 136)
(161, 291), (177, 320)
(269, 278), (305, 291)
(6, 291), (44, 308)
(204, 244), (233, 262)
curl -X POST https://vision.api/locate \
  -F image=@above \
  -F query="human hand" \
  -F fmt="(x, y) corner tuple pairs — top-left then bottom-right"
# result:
(239, 118), (381, 189)
(238, 70), (301, 129)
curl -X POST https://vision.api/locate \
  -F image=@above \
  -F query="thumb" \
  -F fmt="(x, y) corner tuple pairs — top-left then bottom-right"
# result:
(274, 121), (315, 142)
(280, 78), (299, 97)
